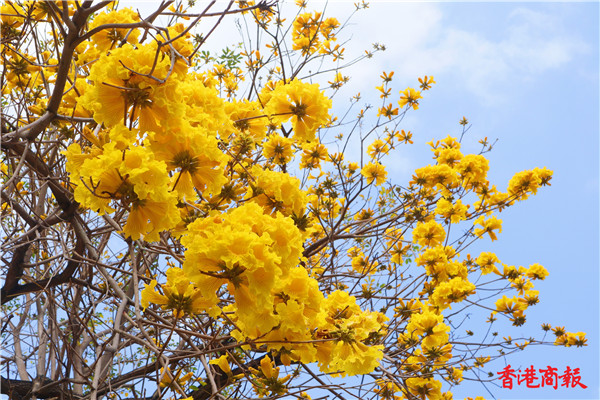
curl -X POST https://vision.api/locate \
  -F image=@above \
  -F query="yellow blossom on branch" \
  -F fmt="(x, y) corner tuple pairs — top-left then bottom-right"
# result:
(398, 87), (422, 110)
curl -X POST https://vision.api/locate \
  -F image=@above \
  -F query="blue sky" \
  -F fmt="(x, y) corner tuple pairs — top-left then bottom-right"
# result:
(334, 2), (598, 399)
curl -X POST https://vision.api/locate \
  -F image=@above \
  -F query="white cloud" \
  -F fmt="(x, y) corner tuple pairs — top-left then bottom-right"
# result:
(342, 3), (589, 105)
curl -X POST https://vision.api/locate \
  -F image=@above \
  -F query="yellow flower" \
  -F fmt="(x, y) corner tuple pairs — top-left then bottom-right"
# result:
(565, 332), (587, 347)
(473, 216), (502, 241)
(182, 202), (305, 335)
(351, 252), (377, 274)
(412, 220), (446, 248)
(476, 252), (500, 275)
(374, 379), (403, 400)
(435, 198), (468, 224)
(263, 134), (294, 164)
(1, 2), (26, 33)
(79, 43), (183, 131)
(88, 8), (140, 52)
(300, 141), (328, 169)
(158, 22), (194, 75)
(377, 104), (398, 119)
(158, 366), (193, 393)
(398, 129), (413, 144)
(226, 99), (269, 143)
(347, 162), (360, 176)
(510, 276), (534, 296)
(398, 87), (422, 110)
(292, 12), (322, 55)
(507, 168), (552, 201)
(429, 277), (476, 310)
(141, 268), (211, 317)
(523, 289), (540, 306)
(209, 355), (232, 374)
(418, 75), (436, 90)
(407, 310), (449, 339)
(150, 124), (228, 199)
(455, 154), (489, 189)
(315, 291), (387, 376)
(249, 355), (291, 397)
(179, 77), (231, 135)
(247, 166), (308, 216)
(494, 295), (526, 315)
(67, 142), (180, 241)
(526, 263), (549, 280)
(405, 377), (442, 400)
(474, 356), (491, 367)
(447, 367), (463, 384)
(2, 48), (41, 92)
(380, 71), (394, 82)
(435, 148), (463, 166)
(367, 139), (390, 158)
(361, 162), (387, 185)
(329, 71), (348, 89)
(265, 79), (332, 142)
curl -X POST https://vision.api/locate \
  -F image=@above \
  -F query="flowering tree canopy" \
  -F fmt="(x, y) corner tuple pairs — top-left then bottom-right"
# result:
(0, 1), (586, 400)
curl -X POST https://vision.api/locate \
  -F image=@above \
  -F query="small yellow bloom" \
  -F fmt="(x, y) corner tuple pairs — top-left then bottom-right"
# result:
(159, 367), (193, 395)
(526, 263), (549, 280)
(418, 75), (435, 90)
(141, 268), (210, 317)
(263, 134), (294, 165)
(398, 87), (422, 110)
(377, 104), (398, 119)
(361, 162), (387, 185)
(209, 355), (232, 374)
(473, 216), (502, 241)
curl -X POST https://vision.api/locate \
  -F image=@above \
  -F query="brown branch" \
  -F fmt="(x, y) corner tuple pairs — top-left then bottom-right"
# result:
(0, 375), (72, 399)
(1, 238), (84, 304)
(1, 139), (74, 211)
(0, 190), (38, 228)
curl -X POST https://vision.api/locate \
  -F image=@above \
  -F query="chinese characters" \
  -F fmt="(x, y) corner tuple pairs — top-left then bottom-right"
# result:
(498, 365), (587, 390)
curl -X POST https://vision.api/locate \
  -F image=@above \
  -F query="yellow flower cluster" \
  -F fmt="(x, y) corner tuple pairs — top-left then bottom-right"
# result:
(247, 166), (308, 217)
(475, 252), (500, 275)
(181, 202), (304, 320)
(292, 12), (340, 56)
(374, 379), (403, 400)
(248, 356), (291, 398)
(487, 262), (550, 326)
(88, 8), (140, 52)
(65, 140), (179, 241)
(553, 329), (587, 347)
(315, 291), (387, 376)
(226, 99), (269, 146)
(473, 215), (502, 241)
(79, 43), (182, 131)
(361, 162), (388, 186)
(66, 77), (230, 240)
(430, 277), (476, 310)
(507, 167), (553, 201)
(412, 220), (446, 248)
(300, 141), (328, 169)
(178, 202), (386, 375)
